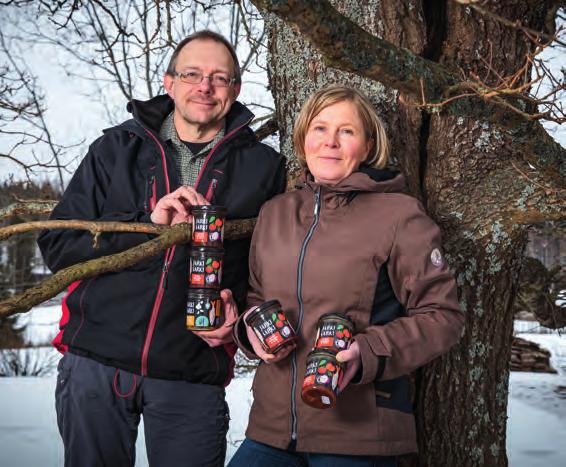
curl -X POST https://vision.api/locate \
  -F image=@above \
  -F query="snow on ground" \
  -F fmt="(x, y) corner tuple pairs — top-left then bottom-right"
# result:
(1, 309), (565, 466)
(507, 331), (566, 466)
(0, 366), (252, 466)
(16, 305), (60, 347)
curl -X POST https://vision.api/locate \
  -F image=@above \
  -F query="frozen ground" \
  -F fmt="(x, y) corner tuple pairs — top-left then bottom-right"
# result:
(0, 306), (565, 466)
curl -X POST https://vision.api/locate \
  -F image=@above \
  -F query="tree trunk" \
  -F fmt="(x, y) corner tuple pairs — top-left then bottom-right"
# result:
(263, 1), (557, 465)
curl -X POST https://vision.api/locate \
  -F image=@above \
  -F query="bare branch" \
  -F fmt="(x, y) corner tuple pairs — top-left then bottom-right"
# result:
(454, 0), (566, 47)
(0, 27), (79, 187)
(0, 220), (168, 242)
(253, 116), (278, 141)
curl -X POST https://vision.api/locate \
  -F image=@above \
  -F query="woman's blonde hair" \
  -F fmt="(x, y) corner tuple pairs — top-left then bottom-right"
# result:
(293, 85), (390, 169)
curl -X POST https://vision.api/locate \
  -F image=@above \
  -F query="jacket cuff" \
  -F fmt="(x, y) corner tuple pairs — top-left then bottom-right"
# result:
(353, 333), (390, 384)
(232, 313), (259, 360)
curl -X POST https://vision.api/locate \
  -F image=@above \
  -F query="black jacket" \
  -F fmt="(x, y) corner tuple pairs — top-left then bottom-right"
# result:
(38, 94), (286, 384)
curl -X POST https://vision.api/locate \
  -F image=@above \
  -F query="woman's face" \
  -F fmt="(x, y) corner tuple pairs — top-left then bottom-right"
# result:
(304, 100), (372, 186)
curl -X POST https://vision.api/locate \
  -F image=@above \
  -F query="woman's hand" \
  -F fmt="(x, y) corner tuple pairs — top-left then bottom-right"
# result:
(244, 307), (296, 364)
(193, 289), (238, 347)
(336, 341), (361, 392)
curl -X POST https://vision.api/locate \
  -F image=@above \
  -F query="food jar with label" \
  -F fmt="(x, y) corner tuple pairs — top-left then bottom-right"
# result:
(313, 313), (355, 352)
(301, 349), (343, 409)
(244, 300), (297, 354)
(186, 289), (223, 330)
(189, 246), (223, 289)
(191, 205), (226, 247)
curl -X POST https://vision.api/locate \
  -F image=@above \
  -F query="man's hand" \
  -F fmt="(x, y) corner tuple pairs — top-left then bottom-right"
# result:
(336, 341), (361, 392)
(150, 186), (209, 225)
(244, 307), (296, 363)
(193, 289), (238, 347)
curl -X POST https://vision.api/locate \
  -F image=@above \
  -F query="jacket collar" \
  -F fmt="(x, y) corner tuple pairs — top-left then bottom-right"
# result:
(299, 167), (407, 209)
(301, 166), (406, 194)
(125, 94), (255, 137)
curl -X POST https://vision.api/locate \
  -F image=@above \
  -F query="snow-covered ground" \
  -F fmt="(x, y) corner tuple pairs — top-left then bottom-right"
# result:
(507, 329), (566, 467)
(1, 306), (565, 466)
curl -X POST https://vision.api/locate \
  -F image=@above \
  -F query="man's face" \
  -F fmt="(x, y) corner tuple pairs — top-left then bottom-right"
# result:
(164, 39), (240, 131)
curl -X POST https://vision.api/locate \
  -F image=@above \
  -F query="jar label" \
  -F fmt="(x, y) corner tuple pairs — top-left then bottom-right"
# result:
(315, 321), (352, 351)
(302, 356), (342, 392)
(252, 312), (293, 352)
(187, 295), (222, 329)
(189, 257), (222, 288)
(192, 213), (224, 245)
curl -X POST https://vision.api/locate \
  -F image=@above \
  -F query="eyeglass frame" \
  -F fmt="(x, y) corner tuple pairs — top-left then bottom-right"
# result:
(173, 69), (236, 88)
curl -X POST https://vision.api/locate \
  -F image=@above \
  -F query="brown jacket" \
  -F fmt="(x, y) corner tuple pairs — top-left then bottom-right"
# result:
(234, 169), (465, 456)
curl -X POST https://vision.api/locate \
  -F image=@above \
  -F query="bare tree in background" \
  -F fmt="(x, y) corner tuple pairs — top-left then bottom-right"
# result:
(0, 27), (81, 191)
(0, 0), (274, 184)
(4, 0), (271, 125)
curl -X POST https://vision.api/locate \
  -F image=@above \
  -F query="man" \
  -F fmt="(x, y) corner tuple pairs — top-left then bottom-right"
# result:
(38, 30), (286, 467)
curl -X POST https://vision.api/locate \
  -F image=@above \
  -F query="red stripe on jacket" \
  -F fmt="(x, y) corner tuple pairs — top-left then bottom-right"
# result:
(52, 280), (82, 354)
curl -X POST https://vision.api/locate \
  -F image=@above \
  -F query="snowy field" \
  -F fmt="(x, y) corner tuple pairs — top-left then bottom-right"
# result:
(0, 306), (565, 466)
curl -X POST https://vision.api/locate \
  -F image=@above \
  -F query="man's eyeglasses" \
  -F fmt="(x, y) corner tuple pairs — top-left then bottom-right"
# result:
(174, 70), (235, 87)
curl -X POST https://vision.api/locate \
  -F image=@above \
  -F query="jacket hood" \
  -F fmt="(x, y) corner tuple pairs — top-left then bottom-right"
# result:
(302, 165), (407, 195)
(125, 94), (255, 136)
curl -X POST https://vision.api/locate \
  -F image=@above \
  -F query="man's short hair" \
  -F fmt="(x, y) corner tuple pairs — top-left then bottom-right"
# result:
(165, 30), (241, 85)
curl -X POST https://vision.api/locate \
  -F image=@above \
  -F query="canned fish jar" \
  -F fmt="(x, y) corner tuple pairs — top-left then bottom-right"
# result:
(244, 300), (297, 354)
(313, 312), (354, 352)
(186, 289), (223, 330)
(301, 349), (343, 409)
(191, 205), (226, 247)
(189, 246), (223, 289)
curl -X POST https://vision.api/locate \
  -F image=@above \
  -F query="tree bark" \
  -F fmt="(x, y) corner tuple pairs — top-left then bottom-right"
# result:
(259, 0), (563, 465)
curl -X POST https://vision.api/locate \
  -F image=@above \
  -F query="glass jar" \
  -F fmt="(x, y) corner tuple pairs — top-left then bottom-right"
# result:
(244, 300), (297, 354)
(191, 205), (226, 247)
(313, 312), (355, 352)
(186, 289), (223, 330)
(189, 246), (223, 289)
(301, 349), (343, 409)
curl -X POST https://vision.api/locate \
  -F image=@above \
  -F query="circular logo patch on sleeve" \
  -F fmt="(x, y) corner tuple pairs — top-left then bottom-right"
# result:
(430, 248), (444, 267)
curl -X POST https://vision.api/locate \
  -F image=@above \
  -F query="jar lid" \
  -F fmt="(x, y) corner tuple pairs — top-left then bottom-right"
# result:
(187, 288), (221, 299)
(307, 348), (339, 359)
(318, 312), (354, 325)
(190, 205), (227, 215)
(245, 299), (281, 326)
(190, 246), (225, 256)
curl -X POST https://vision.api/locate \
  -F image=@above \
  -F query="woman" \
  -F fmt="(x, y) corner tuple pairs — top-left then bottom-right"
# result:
(229, 86), (465, 466)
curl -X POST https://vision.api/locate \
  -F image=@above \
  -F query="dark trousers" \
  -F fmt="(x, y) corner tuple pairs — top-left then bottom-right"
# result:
(228, 439), (398, 467)
(56, 352), (229, 467)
